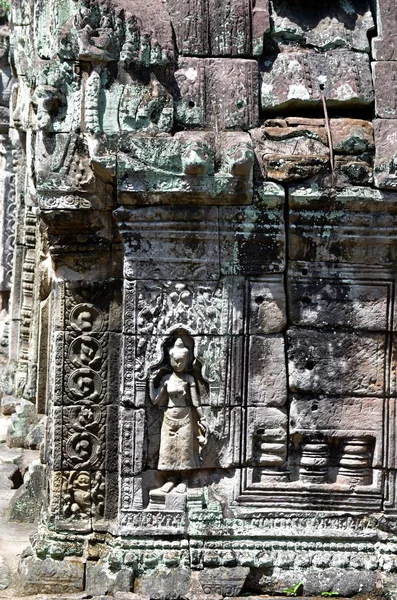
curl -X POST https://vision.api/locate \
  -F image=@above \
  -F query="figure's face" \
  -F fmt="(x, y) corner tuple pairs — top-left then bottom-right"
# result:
(76, 474), (90, 490)
(81, 343), (94, 358)
(170, 351), (188, 373)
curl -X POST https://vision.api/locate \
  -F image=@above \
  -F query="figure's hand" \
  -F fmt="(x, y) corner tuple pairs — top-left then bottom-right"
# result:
(198, 419), (207, 440)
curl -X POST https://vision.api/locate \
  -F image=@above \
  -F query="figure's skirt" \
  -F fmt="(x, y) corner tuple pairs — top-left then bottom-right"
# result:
(158, 409), (197, 470)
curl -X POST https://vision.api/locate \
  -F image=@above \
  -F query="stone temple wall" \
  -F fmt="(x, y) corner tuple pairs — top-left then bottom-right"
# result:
(3, 0), (397, 596)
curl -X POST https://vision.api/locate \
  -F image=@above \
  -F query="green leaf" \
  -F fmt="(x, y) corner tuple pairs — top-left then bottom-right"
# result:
(284, 582), (303, 597)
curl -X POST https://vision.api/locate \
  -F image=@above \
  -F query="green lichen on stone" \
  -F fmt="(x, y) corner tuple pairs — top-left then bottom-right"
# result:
(0, 0), (9, 21)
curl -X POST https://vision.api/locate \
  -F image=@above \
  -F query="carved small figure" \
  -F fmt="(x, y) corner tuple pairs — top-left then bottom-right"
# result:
(150, 338), (207, 472)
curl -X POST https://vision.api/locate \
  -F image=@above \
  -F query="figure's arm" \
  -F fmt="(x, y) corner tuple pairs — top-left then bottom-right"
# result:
(188, 374), (199, 407)
(188, 375), (206, 434)
(150, 375), (169, 406)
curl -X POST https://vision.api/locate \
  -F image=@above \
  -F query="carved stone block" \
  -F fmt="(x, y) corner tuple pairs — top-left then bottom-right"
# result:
(372, 0), (397, 60)
(165, 0), (209, 56)
(53, 279), (120, 333)
(290, 396), (383, 451)
(288, 280), (391, 331)
(115, 205), (220, 281)
(260, 50), (374, 112)
(329, 119), (374, 154)
(86, 70), (174, 135)
(175, 58), (259, 129)
(207, 0), (256, 56)
(199, 566), (249, 596)
(120, 408), (146, 476)
(373, 62), (397, 119)
(251, 122), (329, 182)
(388, 341), (397, 397)
(10, 0), (397, 595)
(49, 470), (91, 531)
(288, 328), (386, 397)
(33, 60), (81, 133)
(251, 118), (374, 184)
(36, 0), (174, 65)
(131, 279), (245, 337)
(114, 132), (254, 205)
(167, 0), (269, 56)
(62, 405), (106, 470)
(374, 119), (397, 190)
(248, 335), (287, 407)
(35, 133), (115, 213)
(18, 556), (85, 595)
(270, 0), (374, 51)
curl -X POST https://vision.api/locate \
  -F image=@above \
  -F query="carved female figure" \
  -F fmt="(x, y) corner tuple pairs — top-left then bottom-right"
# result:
(150, 338), (206, 471)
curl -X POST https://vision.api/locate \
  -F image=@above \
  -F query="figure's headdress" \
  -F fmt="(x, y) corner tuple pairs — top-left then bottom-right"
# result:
(169, 338), (189, 359)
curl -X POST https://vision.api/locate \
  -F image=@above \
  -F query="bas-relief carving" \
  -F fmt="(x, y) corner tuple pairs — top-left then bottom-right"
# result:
(149, 338), (207, 473)
(9, 0), (397, 595)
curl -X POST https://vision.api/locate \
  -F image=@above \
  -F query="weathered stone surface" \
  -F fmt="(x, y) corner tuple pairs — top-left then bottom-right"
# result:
(251, 118), (373, 184)
(248, 568), (377, 595)
(7, 460), (45, 523)
(6, 0), (397, 597)
(114, 132), (254, 205)
(7, 399), (38, 448)
(219, 184), (285, 275)
(290, 396), (383, 447)
(86, 563), (133, 596)
(167, 0), (270, 56)
(25, 417), (46, 449)
(288, 279), (391, 330)
(116, 205), (220, 281)
(330, 118), (374, 154)
(288, 328), (386, 396)
(0, 555), (10, 590)
(289, 186), (397, 265)
(36, 0), (174, 65)
(260, 50), (374, 111)
(271, 0), (374, 51)
(199, 566), (249, 596)
(1, 394), (18, 415)
(18, 556), (85, 595)
(248, 336), (287, 407)
(175, 58), (259, 130)
(0, 462), (18, 489)
(251, 123), (329, 182)
(374, 119), (397, 189)
(373, 62), (397, 119)
(135, 566), (191, 599)
(249, 276), (286, 334)
(372, 0), (397, 60)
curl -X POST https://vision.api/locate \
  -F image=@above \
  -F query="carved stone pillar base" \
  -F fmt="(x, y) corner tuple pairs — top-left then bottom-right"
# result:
(337, 438), (372, 486)
(258, 468), (289, 483)
(299, 440), (329, 484)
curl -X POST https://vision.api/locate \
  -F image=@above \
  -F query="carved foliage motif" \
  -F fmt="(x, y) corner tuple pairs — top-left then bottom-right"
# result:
(62, 406), (106, 470)
(51, 281), (120, 497)
(131, 280), (236, 337)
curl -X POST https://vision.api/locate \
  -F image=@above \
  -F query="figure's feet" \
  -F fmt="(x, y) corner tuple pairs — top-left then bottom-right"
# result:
(147, 480), (176, 509)
(174, 483), (187, 494)
(160, 481), (175, 493)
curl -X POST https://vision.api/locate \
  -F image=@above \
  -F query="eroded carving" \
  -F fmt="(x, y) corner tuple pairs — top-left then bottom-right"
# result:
(150, 337), (207, 473)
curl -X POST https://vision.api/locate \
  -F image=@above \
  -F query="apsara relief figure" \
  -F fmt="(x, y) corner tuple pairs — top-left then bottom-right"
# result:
(150, 337), (207, 474)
